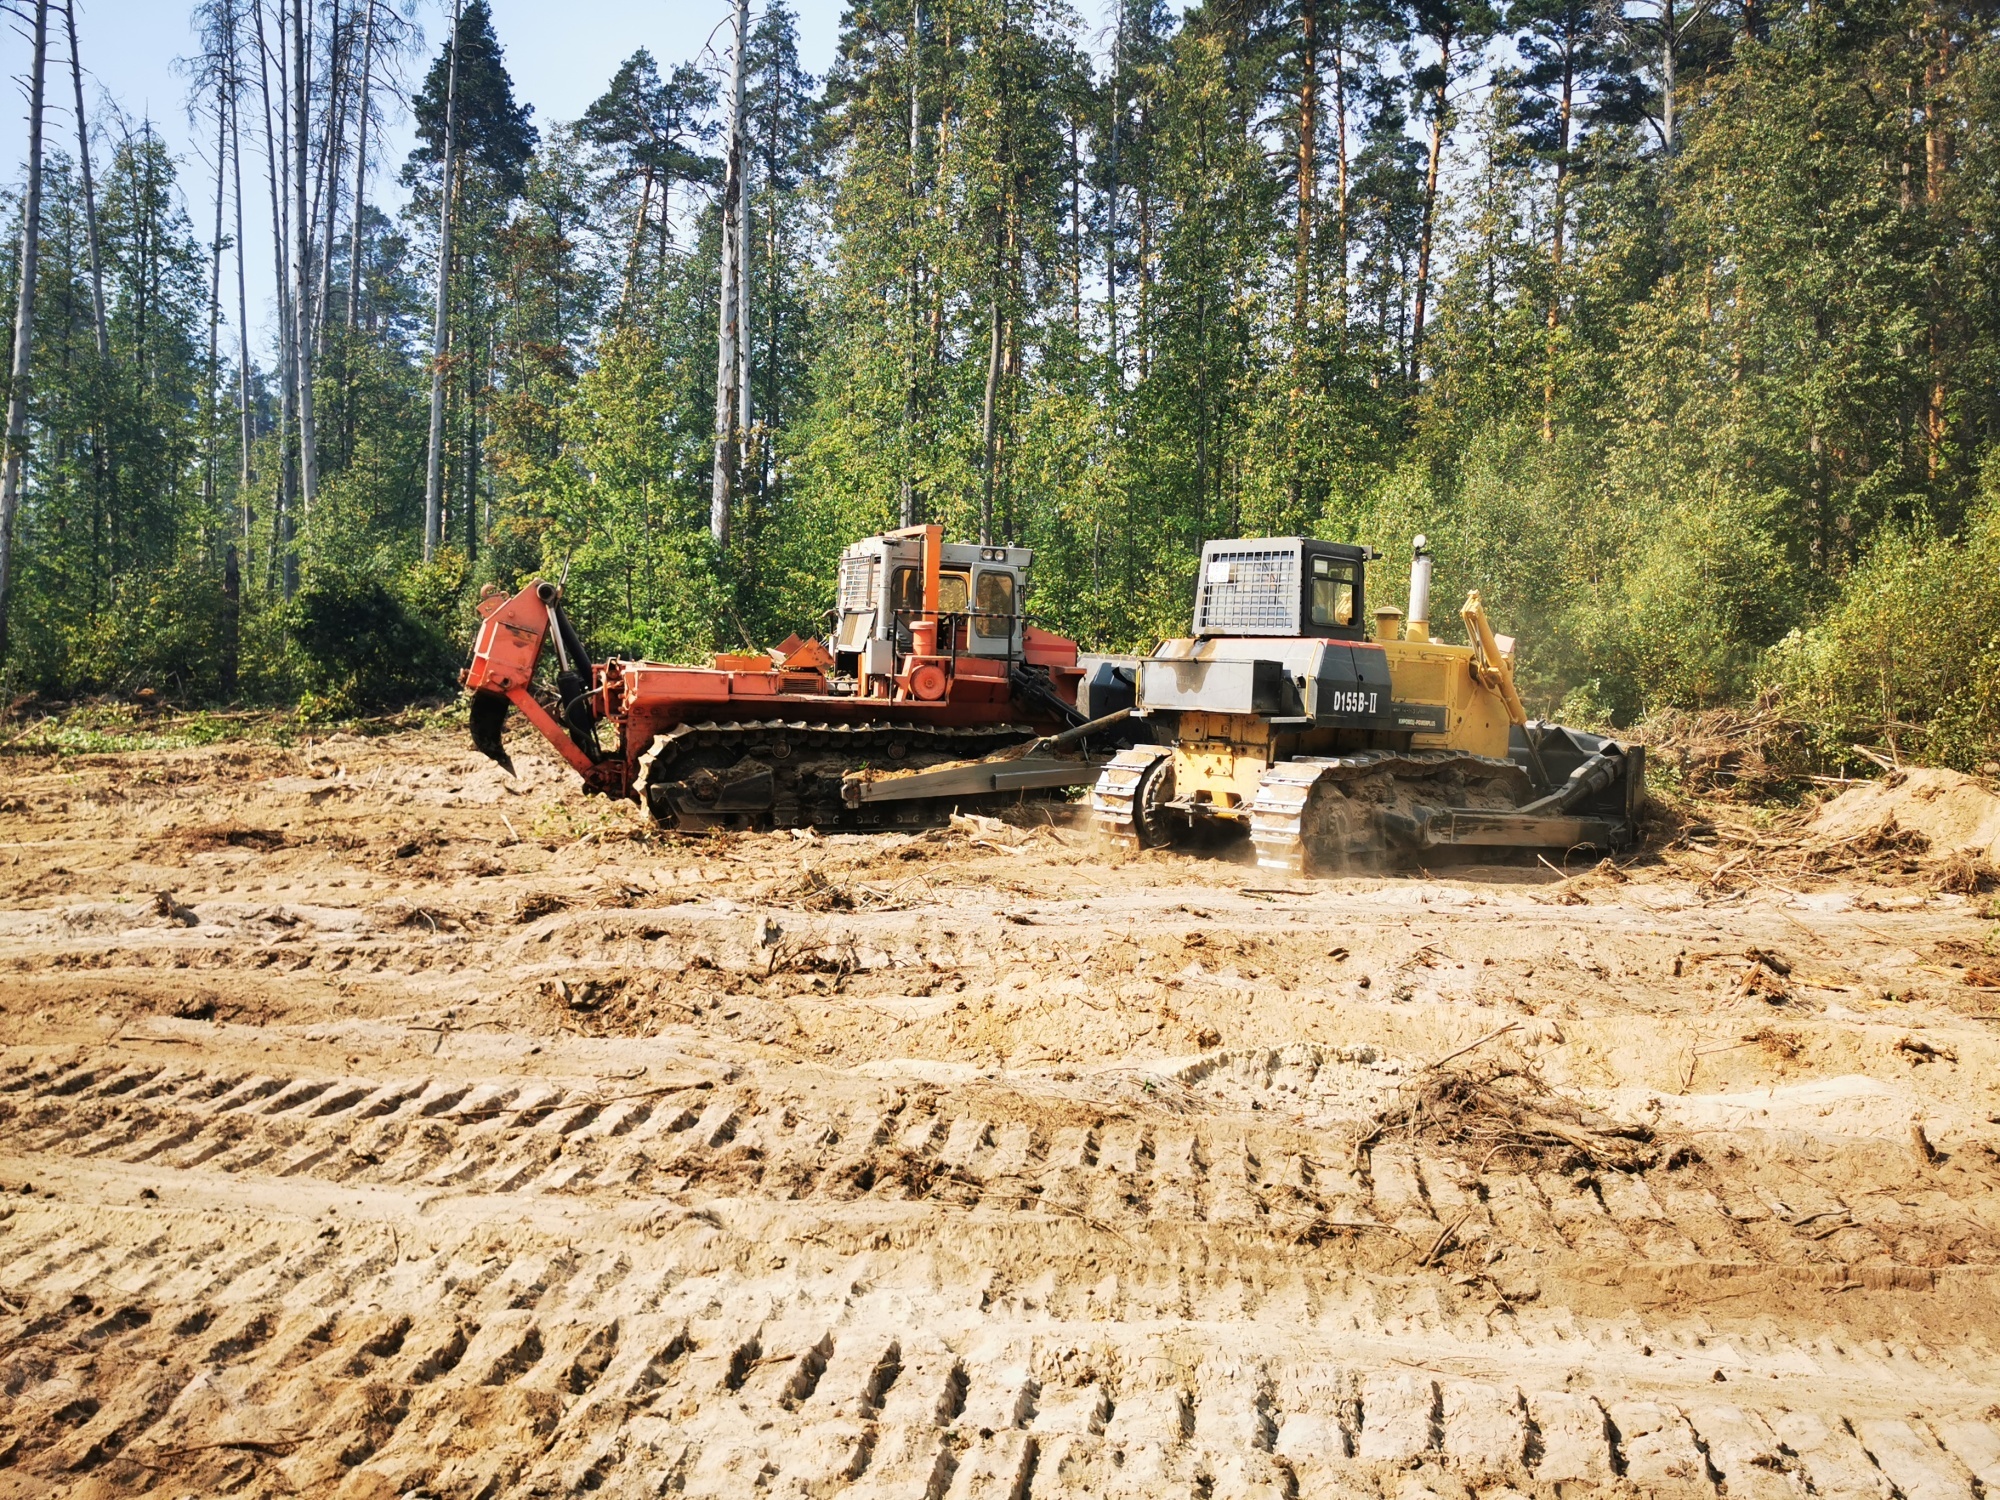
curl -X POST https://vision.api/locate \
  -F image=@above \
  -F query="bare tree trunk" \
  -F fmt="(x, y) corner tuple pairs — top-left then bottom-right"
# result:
(1661, 0), (1676, 150)
(343, 0), (371, 338)
(980, 295), (1001, 545)
(423, 0), (462, 561)
(253, 0), (297, 595)
(1067, 113), (1081, 337)
(980, 0), (1013, 547)
(1104, 0), (1119, 383)
(291, 0), (318, 517)
(1330, 0), (1349, 330)
(1542, 43), (1574, 443)
(207, 54), (229, 521)
(312, 0), (345, 356)
(1409, 29), (1452, 373)
(464, 313), (478, 560)
(222, 541), (241, 696)
(900, 0), (920, 528)
(63, 0), (112, 584)
(620, 168), (651, 313)
(1136, 115), (1151, 380)
(62, 0), (105, 363)
(1295, 0), (1316, 347)
(232, 57), (254, 537)
(736, 65), (754, 517)
(0, 0), (50, 664)
(709, 0), (750, 548)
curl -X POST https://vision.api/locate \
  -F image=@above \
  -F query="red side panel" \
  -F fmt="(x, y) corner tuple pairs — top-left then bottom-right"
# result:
(1023, 626), (1079, 669)
(462, 583), (551, 695)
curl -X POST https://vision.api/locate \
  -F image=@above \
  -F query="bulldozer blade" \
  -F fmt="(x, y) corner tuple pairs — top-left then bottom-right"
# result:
(470, 691), (516, 775)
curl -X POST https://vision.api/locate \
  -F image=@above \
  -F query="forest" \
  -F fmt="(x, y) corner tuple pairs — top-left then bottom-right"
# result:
(0, 0), (1996, 765)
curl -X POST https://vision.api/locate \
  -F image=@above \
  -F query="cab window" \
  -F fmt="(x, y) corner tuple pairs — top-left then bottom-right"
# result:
(890, 567), (970, 615)
(974, 570), (1016, 638)
(1309, 555), (1356, 628)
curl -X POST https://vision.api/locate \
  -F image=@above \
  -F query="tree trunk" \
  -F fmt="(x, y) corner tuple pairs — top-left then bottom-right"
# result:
(900, 0), (921, 528)
(64, 0), (113, 585)
(0, 0), (49, 664)
(1105, 0), (1119, 383)
(1068, 113), (1081, 338)
(423, 0), (462, 561)
(63, 0), (106, 363)
(233, 59), (254, 539)
(344, 0), (372, 338)
(1661, 0), (1676, 150)
(1923, 16), (1948, 475)
(621, 167), (652, 312)
(291, 0), (318, 517)
(980, 294), (1002, 544)
(1542, 42), (1573, 442)
(1409, 28), (1453, 372)
(253, 0), (297, 595)
(465, 317), (479, 561)
(736, 70), (754, 515)
(709, 0), (750, 548)
(1136, 99), (1152, 381)
(1330, 0), (1349, 329)
(980, 0), (1014, 548)
(312, 0), (346, 357)
(1295, 0), (1317, 347)
(221, 543), (241, 697)
(207, 56), (229, 521)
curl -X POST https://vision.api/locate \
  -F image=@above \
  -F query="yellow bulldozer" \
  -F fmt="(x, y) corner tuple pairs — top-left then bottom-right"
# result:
(1090, 535), (1643, 874)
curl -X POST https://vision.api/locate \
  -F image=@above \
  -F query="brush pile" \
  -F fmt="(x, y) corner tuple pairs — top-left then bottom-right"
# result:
(1360, 1062), (1670, 1175)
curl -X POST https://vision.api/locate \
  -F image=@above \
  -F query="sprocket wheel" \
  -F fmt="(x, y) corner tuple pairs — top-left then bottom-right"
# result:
(1129, 752), (1181, 848)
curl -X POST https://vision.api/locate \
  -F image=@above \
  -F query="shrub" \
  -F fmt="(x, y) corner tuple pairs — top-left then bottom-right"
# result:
(285, 569), (460, 712)
(1772, 467), (2000, 770)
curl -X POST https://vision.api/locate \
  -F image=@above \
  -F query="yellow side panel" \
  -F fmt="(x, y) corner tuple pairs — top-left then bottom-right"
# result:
(1172, 745), (1270, 809)
(1381, 641), (1511, 759)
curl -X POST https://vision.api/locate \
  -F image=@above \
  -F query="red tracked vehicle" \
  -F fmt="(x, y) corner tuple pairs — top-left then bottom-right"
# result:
(464, 525), (1117, 830)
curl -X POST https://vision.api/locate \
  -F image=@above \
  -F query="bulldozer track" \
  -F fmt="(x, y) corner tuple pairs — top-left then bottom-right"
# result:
(10, 730), (2000, 1498)
(1249, 751), (1532, 876)
(3, 1049), (1994, 1280)
(1089, 746), (1173, 848)
(5, 1048), (2000, 1498)
(636, 720), (1035, 833)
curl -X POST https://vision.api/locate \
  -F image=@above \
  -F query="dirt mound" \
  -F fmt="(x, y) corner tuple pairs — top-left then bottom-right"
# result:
(1812, 766), (2000, 862)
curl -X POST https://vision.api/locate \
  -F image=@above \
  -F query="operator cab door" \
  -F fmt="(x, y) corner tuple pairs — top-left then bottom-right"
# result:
(967, 566), (1019, 658)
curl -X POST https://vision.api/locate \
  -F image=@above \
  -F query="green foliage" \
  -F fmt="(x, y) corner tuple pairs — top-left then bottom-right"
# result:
(1775, 463), (2000, 771)
(283, 567), (461, 714)
(5, 0), (2000, 780)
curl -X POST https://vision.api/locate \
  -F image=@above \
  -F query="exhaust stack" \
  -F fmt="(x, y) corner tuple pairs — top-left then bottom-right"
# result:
(1406, 534), (1433, 643)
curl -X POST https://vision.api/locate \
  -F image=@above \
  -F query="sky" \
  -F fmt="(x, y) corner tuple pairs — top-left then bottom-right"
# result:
(0, 0), (847, 343)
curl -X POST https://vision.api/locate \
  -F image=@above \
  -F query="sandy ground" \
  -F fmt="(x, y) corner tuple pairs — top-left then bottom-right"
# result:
(3, 727), (2000, 1498)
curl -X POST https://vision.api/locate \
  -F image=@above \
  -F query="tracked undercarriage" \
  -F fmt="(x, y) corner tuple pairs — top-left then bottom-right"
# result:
(636, 719), (1039, 831)
(1095, 746), (1536, 874)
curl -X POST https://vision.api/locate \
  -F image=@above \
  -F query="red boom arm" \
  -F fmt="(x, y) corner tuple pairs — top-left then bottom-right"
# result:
(463, 582), (600, 777)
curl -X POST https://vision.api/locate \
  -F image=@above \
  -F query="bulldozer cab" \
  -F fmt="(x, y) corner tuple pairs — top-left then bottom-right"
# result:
(1193, 538), (1369, 641)
(832, 531), (1032, 667)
